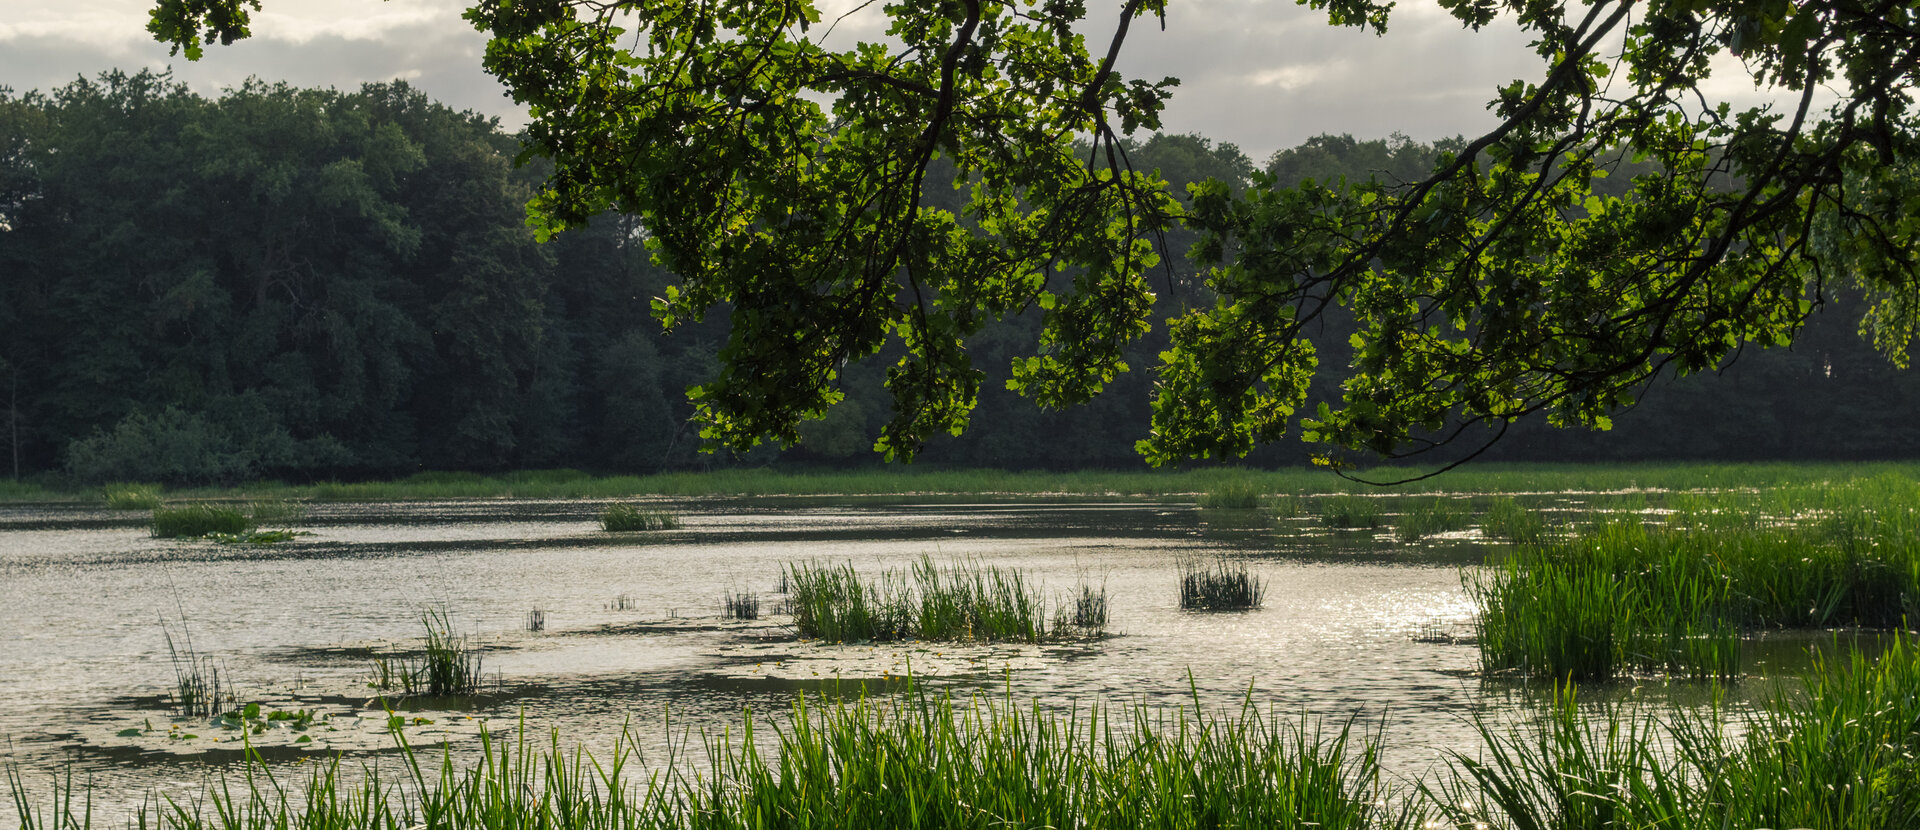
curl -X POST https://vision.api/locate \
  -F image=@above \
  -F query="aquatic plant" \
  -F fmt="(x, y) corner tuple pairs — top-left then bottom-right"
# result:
(1319, 495), (1382, 529)
(1392, 497), (1472, 542)
(1180, 557), (1266, 611)
(163, 621), (231, 718)
(607, 593), (637, 612)
(600, 503), (681, 532)
(150, 504), (253, 538)
(722, 590), (760, 620)
(525, 607), (546, 632)
(245, 499), (308, 525)
(1480, 496), (1549, 543)
(103, 483), (162, 510)
(1197, 480), (1264, 510)
(786, 557), (1068, 643)
(1052, 580), (1110, 637)
(368, 610), (486, 698)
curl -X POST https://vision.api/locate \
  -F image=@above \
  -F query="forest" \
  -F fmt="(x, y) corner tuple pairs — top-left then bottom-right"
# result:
(2, 71), (1916, 485)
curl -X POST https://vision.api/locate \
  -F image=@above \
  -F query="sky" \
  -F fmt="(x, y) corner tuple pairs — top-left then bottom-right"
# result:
(0, 0), (1783, 162)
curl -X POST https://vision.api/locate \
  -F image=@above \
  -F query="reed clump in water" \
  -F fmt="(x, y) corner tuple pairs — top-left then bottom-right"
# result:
(163, 621), (231, 718)
(1319, 495), (1381, 529)
(151, 504), (253, 538)
(1052, 580), (1110, 637)
(786, 557), (1085, 643)
(1196, 480), (1264, 510)
(600, 503), (681, 532)
(1179, 557), (1265, 610)
(368, 610), (486, 698)
(722, 590), (760, 620)
(1479, 496), (1549, 543)
(1392, 497), (1472, 542)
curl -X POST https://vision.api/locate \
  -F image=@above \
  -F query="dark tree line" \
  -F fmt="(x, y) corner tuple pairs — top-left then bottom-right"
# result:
(1, 74), (1914, 484)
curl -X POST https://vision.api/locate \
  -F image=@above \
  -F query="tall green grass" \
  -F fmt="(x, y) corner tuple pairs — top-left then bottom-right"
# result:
(600, 503), (681, 532)
(1179, 557), (1266, 610)
(1392, 497), (1471, 542)
(104, 483), (163, 509)
(368, 610), (485, 698)
(151, 504), (253, 538)
(1196, 480), (1264, 509)
(1320, 495), (1382, 529)
(785, 557), (1093, 643)
(1479, 496), (1549, 543)
(12, 687), (1402, 830)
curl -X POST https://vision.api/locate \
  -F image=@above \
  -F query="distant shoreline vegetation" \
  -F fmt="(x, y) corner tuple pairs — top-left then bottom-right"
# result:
(5, 460), (1920, 503)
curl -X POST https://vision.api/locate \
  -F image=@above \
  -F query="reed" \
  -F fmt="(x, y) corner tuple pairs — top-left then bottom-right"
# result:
(786, 557), (1071, 643)
(1052, 580), (1110, 637)
(1479, 496), (1549, 543)
(1179, 556), (1266, 610)
(1196, 480), (1264, 510)
(150, 504), (253, 538)
(1392, 497), (1471, 542)
(163, 621), (231, 718)
(1320, 495), (1382, 529)
(524, 607), (546, 632)
(368, 610), (485, 698)
(103, 483), (162, 509)
(722, 590), (760, 620)
(600, 503), (681, 532)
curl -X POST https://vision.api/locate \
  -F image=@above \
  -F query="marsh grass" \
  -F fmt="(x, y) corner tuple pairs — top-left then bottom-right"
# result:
(607, 593), (637, 612)
(104, 483), (162, 510)
(599, 503), (681, 532)
(1480, 496), (1549, 543)
(1196, 480), (1264, 510)
(1051, 580), (1110, 637)
(1320, 495), (1382, 529)
(9, 684), (1405, 830)
(368, 610), (485, 698)
(524, 608), (546, 632)
(722, 590), (760, 620)
(1180, 557), (1266, 611)
(151, 504), (253, 538)
(244, 499), (307, 525)
(786, 557), (1069, 643)
(1392, 497), (1472, 542)
(163, 622), (232, 719)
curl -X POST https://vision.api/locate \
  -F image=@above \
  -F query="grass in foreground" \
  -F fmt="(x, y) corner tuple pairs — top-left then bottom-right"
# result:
(1179, 557), (1265, 610)
(786, 557), (1100, 643)
(600, 503), (681, 532)
(16, 639), (1920, 830)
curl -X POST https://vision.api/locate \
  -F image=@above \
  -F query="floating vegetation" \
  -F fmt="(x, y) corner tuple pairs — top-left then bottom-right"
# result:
(786, 557), (1079, 643)
(367, 610), (486, 698)
(1179, 557), (1266, 611)
(205, 529), (303, 545)
(1480, 496), (1549, 543)
(607, 593), (637, 612)
(524, 607), (546, 632)
(723, 590), (760, 620)
(1196, 480), (1263, 510)
(1392, 497), (1472, 542)
(600, 503), (681, 532)
(103, 483), (162, 510)
(151, 504), (253, 538)
(1319, 495), (1382, 529)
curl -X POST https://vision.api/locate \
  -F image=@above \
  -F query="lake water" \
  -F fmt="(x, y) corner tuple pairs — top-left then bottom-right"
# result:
(0, 495), (1827, 818)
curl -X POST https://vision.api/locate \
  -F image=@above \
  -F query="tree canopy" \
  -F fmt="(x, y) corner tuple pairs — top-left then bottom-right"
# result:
(148, 0), (1920, 472)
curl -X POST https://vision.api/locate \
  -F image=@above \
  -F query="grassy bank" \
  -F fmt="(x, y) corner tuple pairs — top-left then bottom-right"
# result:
(1471, 476), (1920, 680)
(14, 639), (1920, 829)
(10, 460), (1920, 504)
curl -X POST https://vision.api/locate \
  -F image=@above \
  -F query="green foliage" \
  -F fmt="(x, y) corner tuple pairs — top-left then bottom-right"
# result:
(1179, 557), (1266, 611)
(599, 503), (681, 532)
(786, 557), (1072, 643)
(1197, 480), (1265, 510)
(1392, 497), (1472, 542)
(151, 503), (253, 538)
(1053, 581), (1111, 637)
(102, 483), (162, 510)
(368, 610), (485, 698)
(1480, 496), (1549, 543)
(1320, 495), (1382, 529)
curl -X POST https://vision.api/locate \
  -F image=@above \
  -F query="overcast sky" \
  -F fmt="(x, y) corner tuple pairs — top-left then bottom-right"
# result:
(1, 0), (1781, 162)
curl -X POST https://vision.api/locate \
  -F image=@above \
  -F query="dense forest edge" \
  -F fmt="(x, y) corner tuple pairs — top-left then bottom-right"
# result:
(5, 71), (1918, 487)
